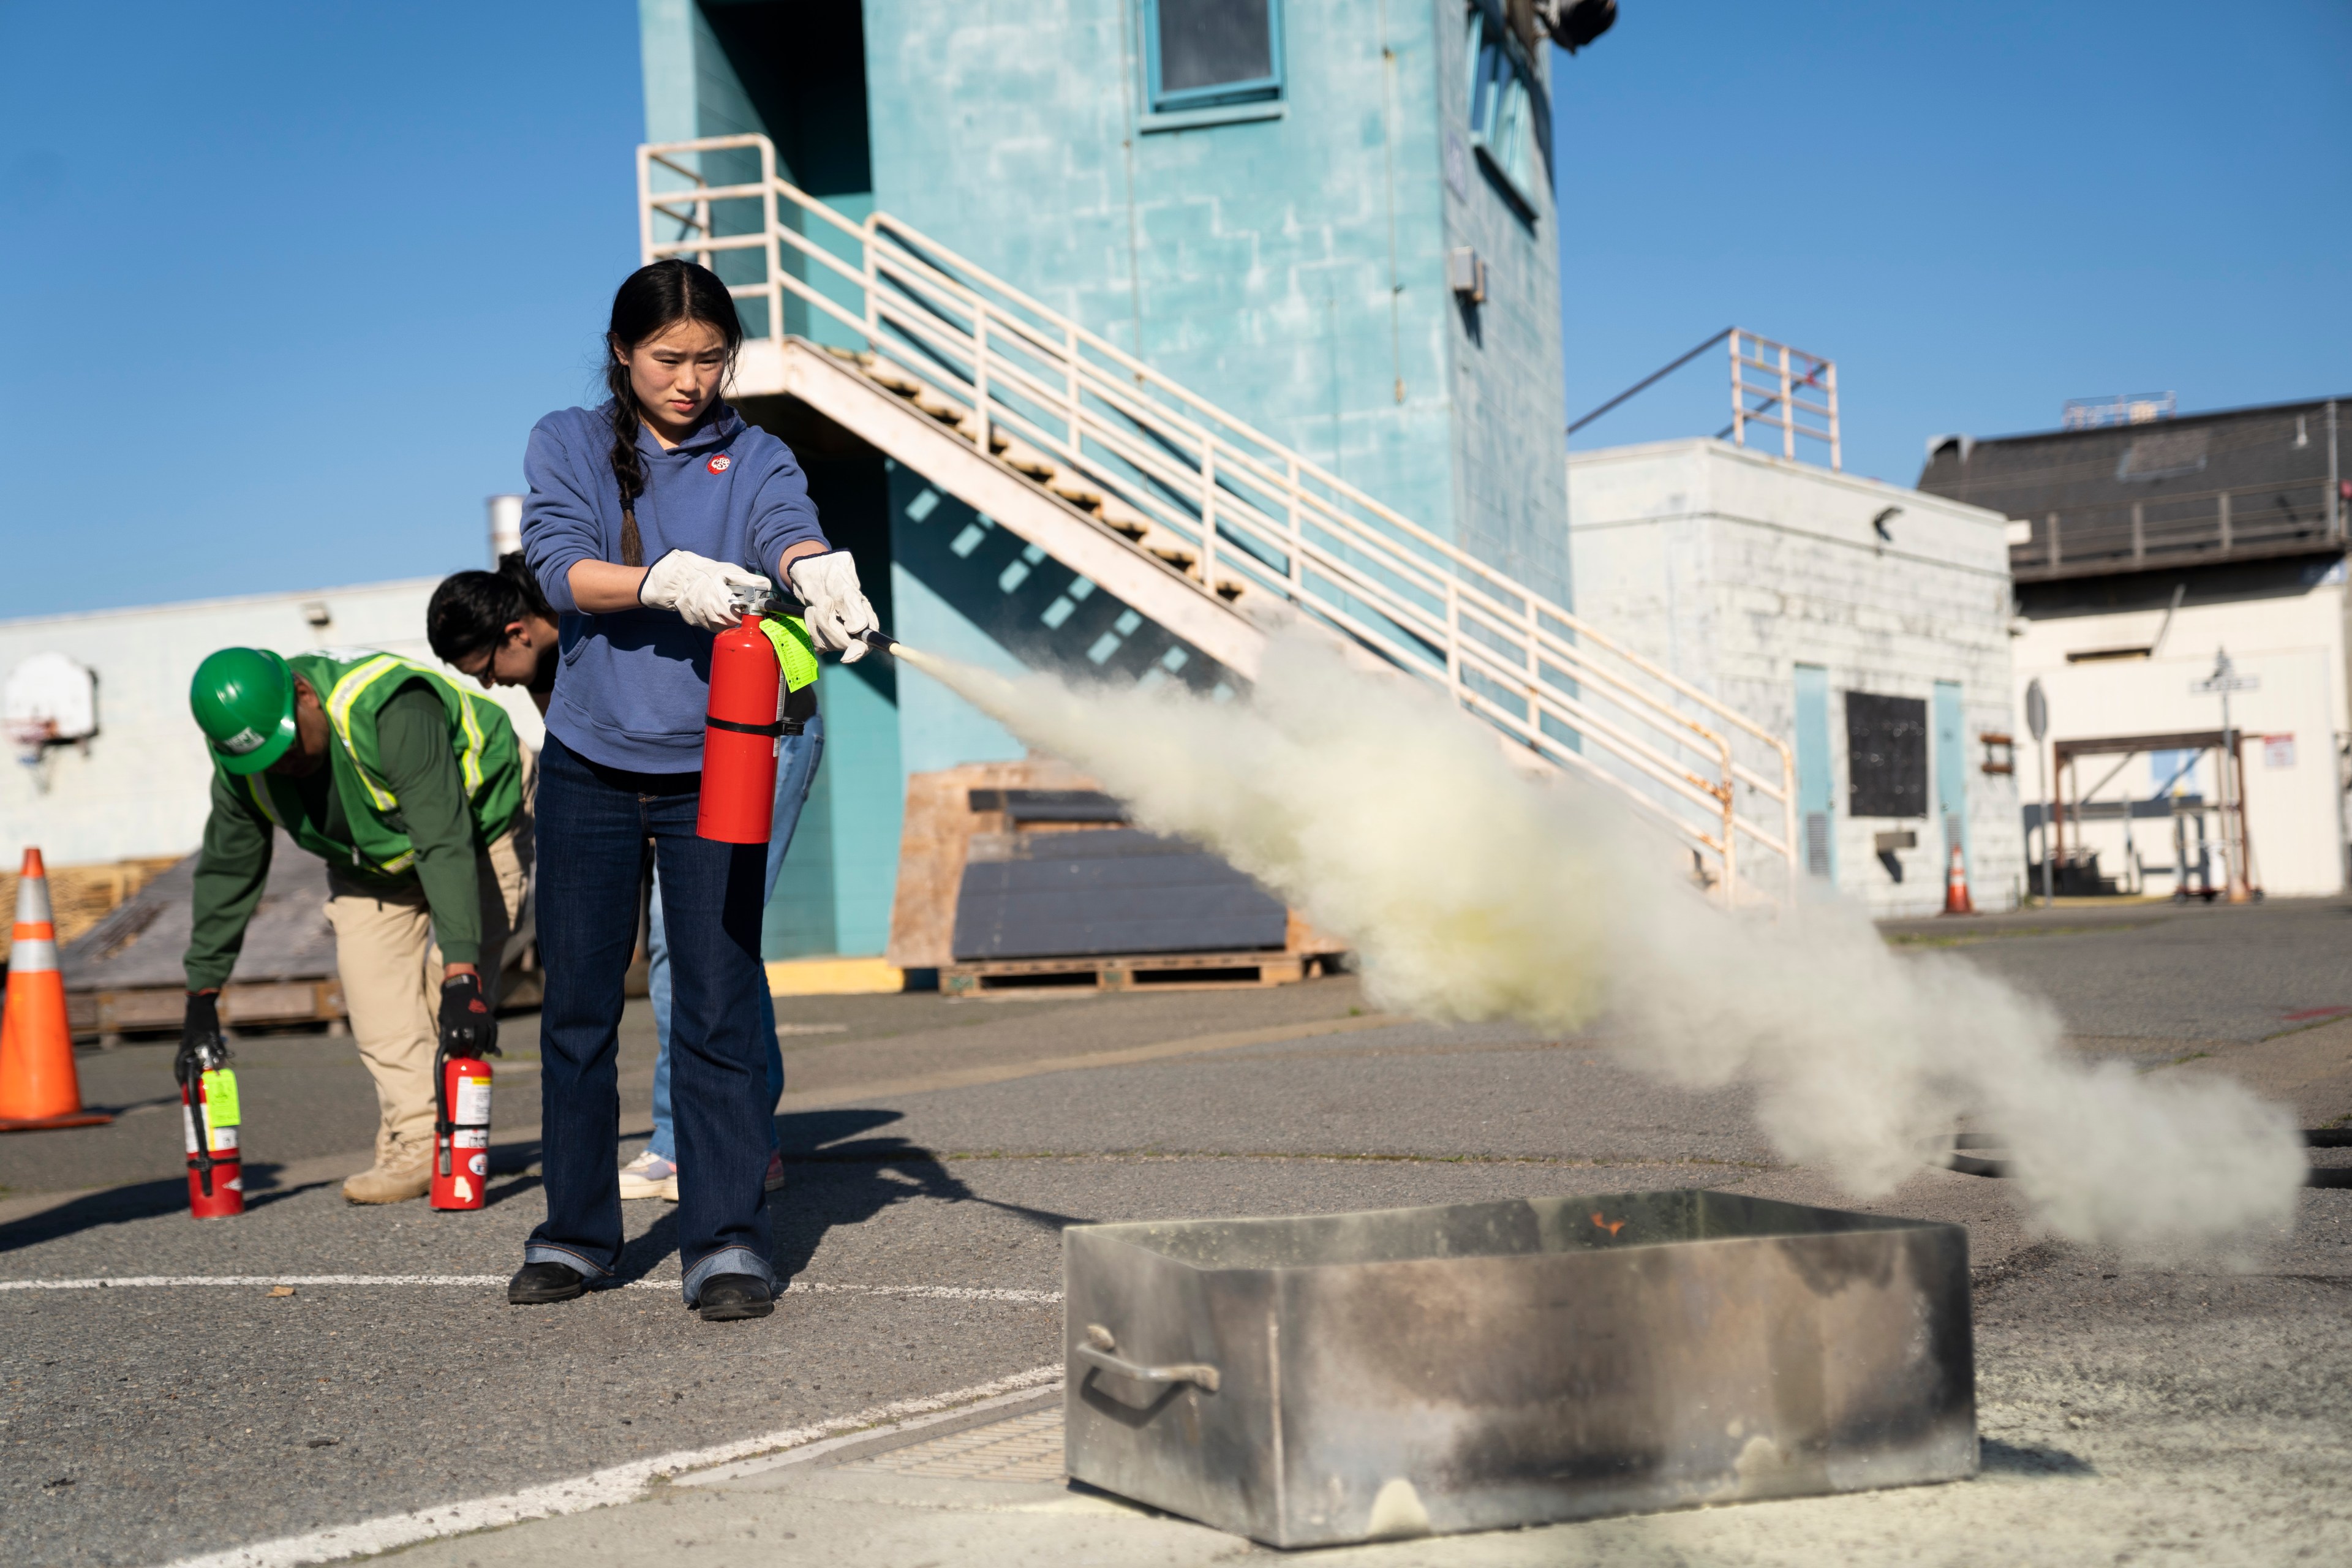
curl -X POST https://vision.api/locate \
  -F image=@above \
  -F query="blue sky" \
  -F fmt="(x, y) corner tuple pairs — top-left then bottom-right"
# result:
(0, 1), (646, 619)
(2, 1), (2346, 619)
(1556, 1), (2352, 482)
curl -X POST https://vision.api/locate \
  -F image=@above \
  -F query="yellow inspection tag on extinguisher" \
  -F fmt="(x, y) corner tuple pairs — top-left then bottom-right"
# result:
(758, 614), (821, 692)
(200, 1068), (241, 1129)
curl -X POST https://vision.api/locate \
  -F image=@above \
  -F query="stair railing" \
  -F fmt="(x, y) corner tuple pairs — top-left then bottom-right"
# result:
(639, 135), (1797, 906)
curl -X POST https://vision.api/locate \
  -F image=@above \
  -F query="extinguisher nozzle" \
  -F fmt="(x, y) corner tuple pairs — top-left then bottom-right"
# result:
(861, 630), (907, 657)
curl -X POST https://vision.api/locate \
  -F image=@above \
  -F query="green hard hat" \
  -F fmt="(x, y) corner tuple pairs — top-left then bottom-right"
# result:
(190, 648), (299, 775)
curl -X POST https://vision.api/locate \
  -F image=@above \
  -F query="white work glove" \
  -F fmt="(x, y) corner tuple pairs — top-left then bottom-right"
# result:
(639, 549), (772, 633)
(788, 550), (881, 664)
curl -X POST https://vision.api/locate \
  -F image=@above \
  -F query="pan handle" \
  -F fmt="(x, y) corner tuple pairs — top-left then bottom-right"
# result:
(1077, 1324), (1221, 1393)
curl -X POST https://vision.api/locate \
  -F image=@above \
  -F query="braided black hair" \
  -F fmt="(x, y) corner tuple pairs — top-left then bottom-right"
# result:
(603, 259), (744, 565)
(427, 552), (556, 666)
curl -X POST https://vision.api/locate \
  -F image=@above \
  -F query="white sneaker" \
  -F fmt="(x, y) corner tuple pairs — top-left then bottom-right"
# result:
(617, 1148), (679, 1201)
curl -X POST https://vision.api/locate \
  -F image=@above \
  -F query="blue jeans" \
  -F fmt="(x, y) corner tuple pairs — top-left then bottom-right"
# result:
(526, 731), (775, 1305)
(647, 716), (825, 1159)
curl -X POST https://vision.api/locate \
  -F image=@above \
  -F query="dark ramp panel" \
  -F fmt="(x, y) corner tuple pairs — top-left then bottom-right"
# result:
(62, 834), (334, 990)
(951, 829), (1286, 960)
(968, 788), (1130, 824)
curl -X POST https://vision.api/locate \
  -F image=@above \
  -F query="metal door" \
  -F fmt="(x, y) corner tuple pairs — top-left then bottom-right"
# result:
(1794, 665), (1835, 879)
(1934, 680), (1970, 884)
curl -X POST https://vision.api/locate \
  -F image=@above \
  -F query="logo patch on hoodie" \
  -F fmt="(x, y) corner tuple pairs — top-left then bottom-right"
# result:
(707, 453), (731, 475)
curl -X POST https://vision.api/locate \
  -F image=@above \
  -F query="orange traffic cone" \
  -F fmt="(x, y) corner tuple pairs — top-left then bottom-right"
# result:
(0, 849), (112, 1131)
(1940, 840), (1976, 917)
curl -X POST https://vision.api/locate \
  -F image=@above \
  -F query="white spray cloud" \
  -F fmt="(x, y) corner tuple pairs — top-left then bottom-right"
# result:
(900, 636), (2307, 1256)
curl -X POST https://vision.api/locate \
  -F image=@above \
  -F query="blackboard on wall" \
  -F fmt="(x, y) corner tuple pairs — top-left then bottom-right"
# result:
(1845, 692), (1928, 818)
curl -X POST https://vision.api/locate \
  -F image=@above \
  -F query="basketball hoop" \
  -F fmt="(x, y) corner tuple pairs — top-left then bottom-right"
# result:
(7, 715), (56, 768)
(3, 652), (97, 778)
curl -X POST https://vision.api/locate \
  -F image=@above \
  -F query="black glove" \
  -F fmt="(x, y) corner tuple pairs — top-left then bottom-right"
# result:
(439, 973), (499, 1058)
(181, 990), (222, 1054)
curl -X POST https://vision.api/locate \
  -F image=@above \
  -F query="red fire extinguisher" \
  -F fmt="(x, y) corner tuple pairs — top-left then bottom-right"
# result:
(698, 610), (782, 844)
(175, 1035), (244, 1220)
(430, 1042), (492, 1211)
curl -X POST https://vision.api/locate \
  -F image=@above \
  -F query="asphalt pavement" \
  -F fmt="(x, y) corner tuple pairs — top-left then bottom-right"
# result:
(3, 897), (2348, 1566)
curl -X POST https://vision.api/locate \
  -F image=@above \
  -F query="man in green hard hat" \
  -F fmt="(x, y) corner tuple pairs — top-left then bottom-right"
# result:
(183, 646), (533, 1204)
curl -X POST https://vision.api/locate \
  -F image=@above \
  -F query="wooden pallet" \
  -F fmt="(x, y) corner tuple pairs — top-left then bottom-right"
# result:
(72, 978), (349, 1043)
(70, 953), (541, 1042)
(940, 949), (1333, 996)
(1, 856), (185, 947)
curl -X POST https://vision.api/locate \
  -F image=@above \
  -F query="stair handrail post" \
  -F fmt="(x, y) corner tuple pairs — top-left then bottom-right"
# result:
(1200, 442), (1218, 594)
(695, 163), (712, 273)
(635, 145), (656, 279)
(1286, 453), (1303, 590)
(759, 137), (783, 344)
(1728, 330), (1745, 451)
(1826, 358), (1841, 472)
(1779, 342), (1795, 461)
(1446, 576), (1463, 701)
(1720, 768), (1740, 907)
(1063, 320), (1080, 453)
(972, 306), (990, 456)
(862, 213), (880, 341)
(1773, 733), (1797, 905)
(1525, 597), (1542, 743)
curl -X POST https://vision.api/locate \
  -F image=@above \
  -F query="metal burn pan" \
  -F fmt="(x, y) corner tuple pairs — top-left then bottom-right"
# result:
(1062, 1190), (1974, 1547)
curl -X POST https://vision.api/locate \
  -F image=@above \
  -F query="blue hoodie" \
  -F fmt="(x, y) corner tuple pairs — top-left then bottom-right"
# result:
(521, 402), (829, 773)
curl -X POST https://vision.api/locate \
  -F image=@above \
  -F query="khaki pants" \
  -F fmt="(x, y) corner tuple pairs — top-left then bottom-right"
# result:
(326, 818), (533, 1164)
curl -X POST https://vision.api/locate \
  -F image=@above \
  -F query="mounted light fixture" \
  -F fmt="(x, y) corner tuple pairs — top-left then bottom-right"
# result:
(1447, 246), (1487, 304)
(1536, 0), (1618, 53)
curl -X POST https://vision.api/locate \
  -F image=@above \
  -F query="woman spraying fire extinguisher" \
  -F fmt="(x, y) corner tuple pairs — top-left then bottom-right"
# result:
(511, 259), (878, 1322)
(427, 553), (824, 1209)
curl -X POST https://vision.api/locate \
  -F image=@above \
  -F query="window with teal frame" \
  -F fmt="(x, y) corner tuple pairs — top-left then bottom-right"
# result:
(1147, 0), (1284, 113)
(1464, 2), (1549, 214)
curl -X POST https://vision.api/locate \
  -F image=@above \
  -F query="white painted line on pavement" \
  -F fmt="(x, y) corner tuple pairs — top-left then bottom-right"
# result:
(0, 1275), (1062, 1303)
(0, 1275), (511, 1289)
(157, 1363), (1065, 1568)
(673, 1379), (1062, 1487)
(787, 1280), (1063, 1305)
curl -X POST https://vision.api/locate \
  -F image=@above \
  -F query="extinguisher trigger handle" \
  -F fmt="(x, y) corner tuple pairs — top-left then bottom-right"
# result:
(727, 580), (782, 616)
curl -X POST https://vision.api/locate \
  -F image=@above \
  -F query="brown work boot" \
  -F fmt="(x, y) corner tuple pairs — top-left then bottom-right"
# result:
(343, 1145), (432, 1205)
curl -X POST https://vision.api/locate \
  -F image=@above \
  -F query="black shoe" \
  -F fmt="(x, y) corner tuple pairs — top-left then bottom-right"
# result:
(695, 1273), (774, 1322)
(508, 1261), (586, 1305)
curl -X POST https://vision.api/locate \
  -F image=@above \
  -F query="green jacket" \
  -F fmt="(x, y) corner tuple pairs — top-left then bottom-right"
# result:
(185, 651), (524, 991)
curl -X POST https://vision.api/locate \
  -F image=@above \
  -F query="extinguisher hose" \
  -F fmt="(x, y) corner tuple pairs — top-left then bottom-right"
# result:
(432, 1040), (452, 1178)
(1937, 1128), (2352, 1188)
(176, 1042), (216, 1198)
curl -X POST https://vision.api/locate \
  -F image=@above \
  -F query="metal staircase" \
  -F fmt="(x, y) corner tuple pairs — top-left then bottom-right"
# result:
(639, 135), (1797, 907)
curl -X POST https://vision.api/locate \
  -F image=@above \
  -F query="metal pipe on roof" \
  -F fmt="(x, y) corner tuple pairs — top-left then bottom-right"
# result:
(1564, 327), (1732, 435)
(2328, 400), (2340, 540)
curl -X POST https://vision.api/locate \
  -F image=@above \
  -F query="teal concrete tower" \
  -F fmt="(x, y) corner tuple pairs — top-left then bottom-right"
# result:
(639, 0), (1573, 960)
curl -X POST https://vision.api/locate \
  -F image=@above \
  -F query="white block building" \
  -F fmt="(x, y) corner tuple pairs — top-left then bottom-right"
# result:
(1920, 397), (2351, 899)
(1570, 438), (2025, 916)
(2005, 567), (2349, 896)
(0, 581), (545, 870)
